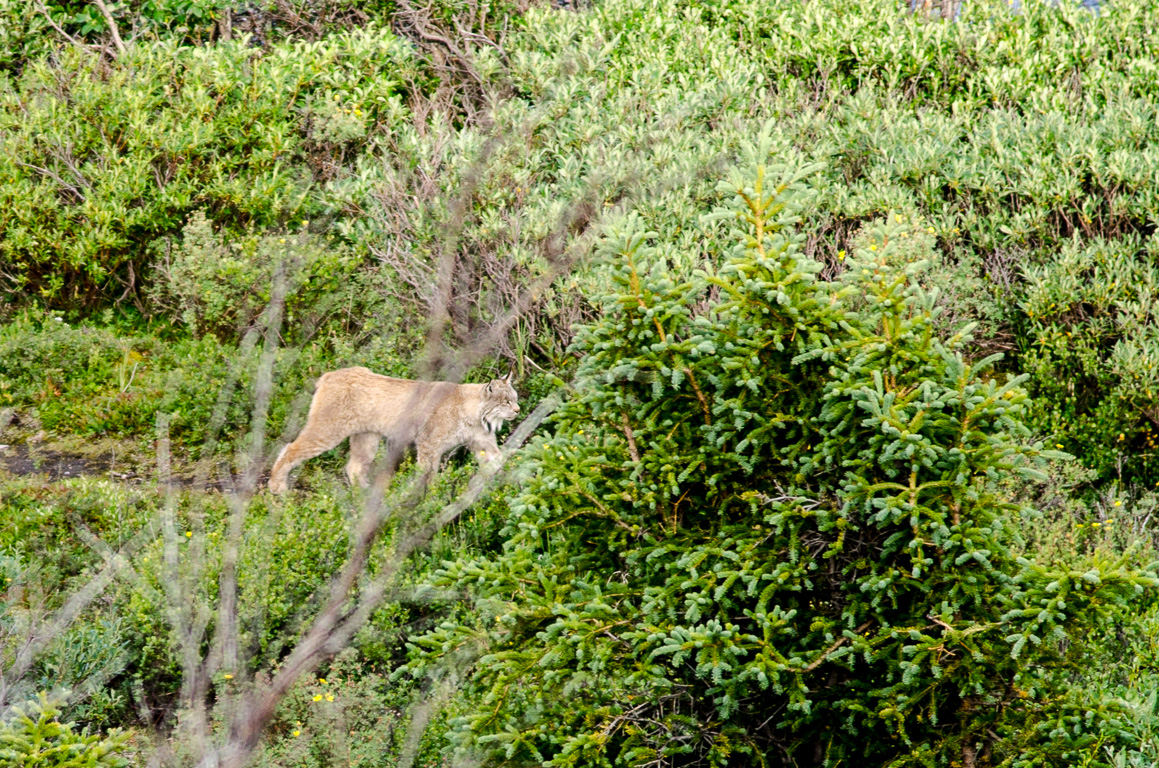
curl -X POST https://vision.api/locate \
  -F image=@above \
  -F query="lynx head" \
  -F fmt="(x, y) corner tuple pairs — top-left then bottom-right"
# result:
(481, 372), (520, 433)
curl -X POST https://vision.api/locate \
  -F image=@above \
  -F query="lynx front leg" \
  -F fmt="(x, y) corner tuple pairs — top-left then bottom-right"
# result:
(345, 433), (381, 488)
(268, 427), (348, 494)
(414, 447), (441, 491)
(467, 434), (502, 466)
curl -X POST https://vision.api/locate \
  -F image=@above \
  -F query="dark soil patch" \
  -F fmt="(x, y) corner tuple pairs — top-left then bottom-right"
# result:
(0, 443), (140, 482)
(0, 442), (256, 491)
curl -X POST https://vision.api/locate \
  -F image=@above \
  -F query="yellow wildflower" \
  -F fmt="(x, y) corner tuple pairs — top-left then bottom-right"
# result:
(313, 695), (322, 702)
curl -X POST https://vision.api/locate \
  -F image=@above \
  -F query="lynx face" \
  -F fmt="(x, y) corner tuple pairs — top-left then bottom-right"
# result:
(481, 376), (520, 433)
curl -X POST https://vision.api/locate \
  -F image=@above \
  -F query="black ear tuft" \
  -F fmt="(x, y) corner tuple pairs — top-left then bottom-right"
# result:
(503, 370), (513, 384)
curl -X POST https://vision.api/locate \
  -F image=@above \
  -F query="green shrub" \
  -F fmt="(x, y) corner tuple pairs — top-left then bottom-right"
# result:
(1020, 235), (1159, 485)
(407, 136), (1158, 766)
(41, 0), (232, 43)
(254, 647), (417, 768)
(0, 478), (148, 588)
(0, 693), (129, 767)
(150, 211), (358, 339)
(31, 619), (131, 732)
(0, 28), (413, 308)
(0, 314), (206, 441)
(116, 483), (373, 696)
(0, 0), (51, 73)
(0, 314), (130, 407)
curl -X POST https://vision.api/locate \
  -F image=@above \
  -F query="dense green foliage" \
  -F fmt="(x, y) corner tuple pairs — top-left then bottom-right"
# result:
(409, 140), (1159, 766)
(0, 28), (410, 305)
(5, 0), (1159, 765)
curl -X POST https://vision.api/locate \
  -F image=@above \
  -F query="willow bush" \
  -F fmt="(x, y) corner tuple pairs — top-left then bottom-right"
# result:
(407, 134), (1158, 766)
(7, 0), (1159, 485)
(0, 27), (413, 305)
(490, 0), (1159, 485)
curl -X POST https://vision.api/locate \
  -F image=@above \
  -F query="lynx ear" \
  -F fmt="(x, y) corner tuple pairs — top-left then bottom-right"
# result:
(502, 370), (513, 384)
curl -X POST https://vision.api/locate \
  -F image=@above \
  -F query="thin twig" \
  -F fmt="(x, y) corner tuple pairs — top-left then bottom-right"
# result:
(91, 0), (126, 55)
(803, 621), (873, 673)
(621, 412), (640, 463)
(32, 0), (85, 48)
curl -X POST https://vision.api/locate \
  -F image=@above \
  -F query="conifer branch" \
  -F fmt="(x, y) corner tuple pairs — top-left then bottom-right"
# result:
(802, 620), (873, 673)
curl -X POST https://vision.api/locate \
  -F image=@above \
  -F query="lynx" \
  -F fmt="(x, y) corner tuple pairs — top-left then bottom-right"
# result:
(268, 367), (520, 493)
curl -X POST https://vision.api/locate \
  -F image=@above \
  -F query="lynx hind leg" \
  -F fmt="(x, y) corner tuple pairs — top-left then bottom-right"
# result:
(268, 425), (348, 494)
(345, 433), (381, 488)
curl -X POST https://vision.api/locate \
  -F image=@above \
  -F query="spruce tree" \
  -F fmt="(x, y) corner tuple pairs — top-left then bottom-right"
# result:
(409, 129), (1157, 767)
(0, 694), (129, 767)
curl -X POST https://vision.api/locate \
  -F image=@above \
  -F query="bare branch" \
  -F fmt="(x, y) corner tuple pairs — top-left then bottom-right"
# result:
(32, 0), (86, 48)
(14, 160), (86, 204)
(91, 0), (126, 55)
(418, 134), (503, 378)
(215, 391), (560, 768)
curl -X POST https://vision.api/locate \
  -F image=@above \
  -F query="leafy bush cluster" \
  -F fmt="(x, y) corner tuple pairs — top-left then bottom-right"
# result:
(0, 472), (434, 740)
(0, 28), (412, 304)
(496, 0), (1159, 484)
(409, 139), (1159, 765)
(151, 211), (357, 338)
(1020, 237), (1159, 483)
